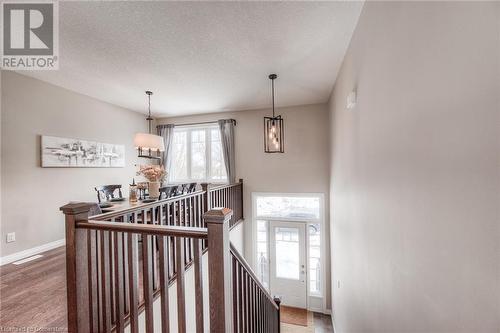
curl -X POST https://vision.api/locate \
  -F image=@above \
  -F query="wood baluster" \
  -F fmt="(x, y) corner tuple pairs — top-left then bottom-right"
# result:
(201, 183), (209, 215)
(109, 219), (116, 326)
(158, 235), (170, 333)
(256, 283), (259, 332)
(176, 237), (187, 333)
(186, 198), (190, 259)
(193, 238), (204, 333)
(252, 281), (256, 333)
(150, 207), (158, 291)
(183, 200), (188, 266)
(100, 230), (112, 333)
(166, 202), (172, 279)
(245, 272), (250, 332)
(263, 291), (267, 333)
(232, 257), (238, 332)
(113, 232), (125, 333)
(172, 202), (177, 275)
(159, 202), (164, 225)
(239, 179), (244, 221)
(189, 197), (194, 261)
(142, 234), (154, 333)
(256, 287), (259, 333)
(263, 290), (267, 333)
(122, 215), (129, 316)
(250, 278), (254, 332)
(97, 231), (103, 332)
(88, 229), (98, 333)
(238, 264), (244, 333)
(128, 233), (139, 333)
(262, 293), (265, 333)
(229, 188), (233, 226)
(274, 297), (281, 333)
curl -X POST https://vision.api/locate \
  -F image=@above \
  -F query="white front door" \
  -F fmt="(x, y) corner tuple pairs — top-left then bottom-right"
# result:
(269, 221), (307, 309)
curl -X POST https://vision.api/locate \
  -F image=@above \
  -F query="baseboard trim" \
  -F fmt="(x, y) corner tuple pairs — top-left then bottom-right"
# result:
(308, 306), (331, 315)
(0, 239), (65, 266)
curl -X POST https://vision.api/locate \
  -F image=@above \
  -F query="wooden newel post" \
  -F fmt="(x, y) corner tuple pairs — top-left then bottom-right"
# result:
(274, 296), (282, 333)
(60, 203), (93, 333)
(204, 207), (233, 333)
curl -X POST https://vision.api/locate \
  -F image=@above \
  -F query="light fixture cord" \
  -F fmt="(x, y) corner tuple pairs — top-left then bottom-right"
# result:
(148, 93), (152, 134)
(272, 77), (275, 118)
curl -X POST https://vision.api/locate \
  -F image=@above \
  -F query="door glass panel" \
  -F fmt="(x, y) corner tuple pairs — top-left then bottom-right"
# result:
(275, 227), (300, 280)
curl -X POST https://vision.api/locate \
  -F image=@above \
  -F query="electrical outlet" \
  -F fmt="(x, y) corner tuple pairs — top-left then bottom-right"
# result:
(6, 232), (15, 243)
(337, 280), (341, 289)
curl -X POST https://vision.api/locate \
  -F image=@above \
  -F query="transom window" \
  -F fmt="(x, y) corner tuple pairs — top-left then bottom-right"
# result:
(169, 124), (227, 183)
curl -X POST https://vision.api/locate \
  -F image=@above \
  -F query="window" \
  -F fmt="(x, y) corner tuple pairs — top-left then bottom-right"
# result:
(256, 196), (320, 220)
(257, 220), (269, 289)
(309, 223), (321, 295)
(169, 125), (227, 183)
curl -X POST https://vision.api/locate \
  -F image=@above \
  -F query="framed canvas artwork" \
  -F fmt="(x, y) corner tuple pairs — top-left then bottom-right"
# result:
(41, 135), (125, 167)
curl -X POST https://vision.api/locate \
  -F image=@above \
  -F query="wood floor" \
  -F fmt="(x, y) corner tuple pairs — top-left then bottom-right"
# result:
(0, 246), (333, 332)
(0, 246), (67, 331)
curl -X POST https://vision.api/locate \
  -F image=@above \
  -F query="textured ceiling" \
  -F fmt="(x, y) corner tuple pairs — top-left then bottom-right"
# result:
(21, 1), (363, 116)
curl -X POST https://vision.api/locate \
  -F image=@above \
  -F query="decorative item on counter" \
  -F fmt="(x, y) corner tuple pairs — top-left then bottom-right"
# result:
(129, 178), (138, 202)
(137, 182), (148, 200)
(136, 165), (167, 199)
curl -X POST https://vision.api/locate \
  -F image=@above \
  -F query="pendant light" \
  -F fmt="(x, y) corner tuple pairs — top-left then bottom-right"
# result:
(264, 74), (284, 153)
(133, 91), (165, 159)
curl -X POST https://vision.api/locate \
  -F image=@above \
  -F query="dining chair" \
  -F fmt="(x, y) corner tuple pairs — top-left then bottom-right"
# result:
(94, 184), (123, 203)
(159, 186), (177, 200)
(174, 184), (186, 196)
(187, 182), (197, 193)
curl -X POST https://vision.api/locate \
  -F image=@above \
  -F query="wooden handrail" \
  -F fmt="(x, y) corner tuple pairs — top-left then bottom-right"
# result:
(208, 180), (242, 192)
(77, 220), (208, 238)
(92, 189), (206, 220)
(230, 243), (279, 310)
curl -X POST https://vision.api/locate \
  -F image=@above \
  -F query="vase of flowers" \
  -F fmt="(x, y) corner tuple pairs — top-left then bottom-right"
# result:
(136, 165), (166, 199)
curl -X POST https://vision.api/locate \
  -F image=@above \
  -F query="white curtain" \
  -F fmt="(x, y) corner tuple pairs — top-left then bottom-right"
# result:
(218, 119), (236, 184)
(157, 124), (175, 172)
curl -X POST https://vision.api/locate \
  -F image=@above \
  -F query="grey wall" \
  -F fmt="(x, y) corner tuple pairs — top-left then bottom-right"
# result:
(328, 2), (500, 332)
(158, 103), (332, 310)
(1, 71), (147, 257)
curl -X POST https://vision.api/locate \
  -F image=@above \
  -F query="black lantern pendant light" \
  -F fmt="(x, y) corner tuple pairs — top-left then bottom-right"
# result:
(264, 74), (284, 153)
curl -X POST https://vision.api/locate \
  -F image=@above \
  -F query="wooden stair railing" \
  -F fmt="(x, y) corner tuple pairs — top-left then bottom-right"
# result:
(203, 178), (244, 228)
(60, 179), (280, 333)
(230, 243), (281, 333)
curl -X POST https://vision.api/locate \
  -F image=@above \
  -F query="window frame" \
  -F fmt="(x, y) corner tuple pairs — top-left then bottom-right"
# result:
(168, 124), (227, 184)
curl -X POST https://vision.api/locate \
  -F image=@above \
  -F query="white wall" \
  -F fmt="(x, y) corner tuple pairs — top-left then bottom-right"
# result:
(329, 2), (500, 332)
(1, 71), (147, 257)
(158, 103), (332, 310)
(230, 221), (244, 254)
